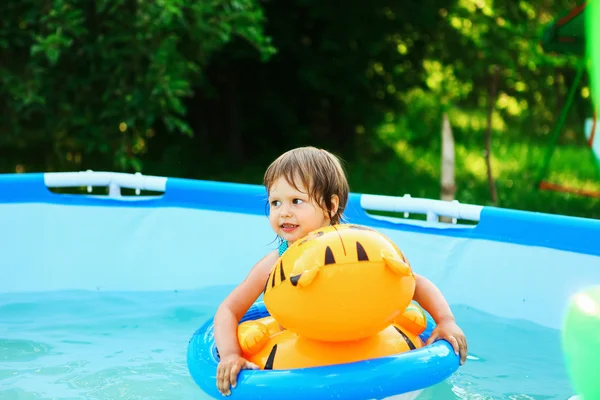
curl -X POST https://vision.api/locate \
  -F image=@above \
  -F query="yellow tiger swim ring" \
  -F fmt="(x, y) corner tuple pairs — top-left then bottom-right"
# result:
(236, 224), (428, 370)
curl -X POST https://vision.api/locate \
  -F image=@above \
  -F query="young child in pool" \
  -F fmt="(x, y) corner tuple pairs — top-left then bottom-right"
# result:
(213, 146), (468, 396)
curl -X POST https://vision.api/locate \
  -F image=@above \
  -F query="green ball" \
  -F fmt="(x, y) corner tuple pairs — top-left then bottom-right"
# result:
(588, 0), (600, 111)
(562, 286), (600, 399)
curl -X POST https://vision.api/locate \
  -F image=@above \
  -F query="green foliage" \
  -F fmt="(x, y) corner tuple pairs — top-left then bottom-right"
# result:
(588, 0), (600, 114)
(0, 0), (274, 171)
(383, 0), (592, 147)
(0, 0), (598, 218)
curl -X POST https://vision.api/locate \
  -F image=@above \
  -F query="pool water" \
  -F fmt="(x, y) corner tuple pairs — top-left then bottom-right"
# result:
(0, 288), (573, 400)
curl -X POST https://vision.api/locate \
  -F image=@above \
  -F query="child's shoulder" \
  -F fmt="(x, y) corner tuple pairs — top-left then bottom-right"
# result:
(252, 249), (279, 272)
(245, 249), (277, 284)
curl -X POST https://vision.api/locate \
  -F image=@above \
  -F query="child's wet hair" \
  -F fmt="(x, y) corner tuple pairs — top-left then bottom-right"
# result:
(263, 146), (349, 224)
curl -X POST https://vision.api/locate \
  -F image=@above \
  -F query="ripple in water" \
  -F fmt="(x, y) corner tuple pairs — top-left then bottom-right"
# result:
(0, 339), (55, 362)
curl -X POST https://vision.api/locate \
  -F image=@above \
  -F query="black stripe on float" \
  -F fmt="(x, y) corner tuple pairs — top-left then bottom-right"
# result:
(264, 344), (278, 370)
(324, 246), (335, 265)
(290, 274), (301, 286)
(279, 261), (286, 282)
(394, 326), (416, 350)
(356, 241), (369, 261)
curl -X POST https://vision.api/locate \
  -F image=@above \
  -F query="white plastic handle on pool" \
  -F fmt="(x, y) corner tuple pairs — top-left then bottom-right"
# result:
(43, 171), (483, 221)
(44, 171), (167, 197)
(360, 193), (483, 222)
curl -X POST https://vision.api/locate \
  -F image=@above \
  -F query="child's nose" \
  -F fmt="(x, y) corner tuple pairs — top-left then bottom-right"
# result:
(280, 203), (292, 216)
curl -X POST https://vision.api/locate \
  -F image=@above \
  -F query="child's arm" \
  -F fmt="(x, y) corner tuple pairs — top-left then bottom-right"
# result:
(413, 274), (468, 365)
(213, 250), (279, 395)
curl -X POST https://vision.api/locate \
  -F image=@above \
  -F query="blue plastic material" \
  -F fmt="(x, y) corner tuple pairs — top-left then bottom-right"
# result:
(1, 173), (599, 257)
(186, 301), (459, 400)
(344, 194), (600, 257)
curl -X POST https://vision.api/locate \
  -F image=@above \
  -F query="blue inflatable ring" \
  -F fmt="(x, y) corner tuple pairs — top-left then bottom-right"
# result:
(187, 301), (460, 400)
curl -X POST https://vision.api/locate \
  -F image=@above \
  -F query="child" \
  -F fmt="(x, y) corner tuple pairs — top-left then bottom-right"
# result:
(214, 146), (467, 396)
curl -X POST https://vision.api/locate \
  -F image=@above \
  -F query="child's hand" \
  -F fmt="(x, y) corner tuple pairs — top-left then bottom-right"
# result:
(216, 354), (259, 396)
(426, 319), (468, 365)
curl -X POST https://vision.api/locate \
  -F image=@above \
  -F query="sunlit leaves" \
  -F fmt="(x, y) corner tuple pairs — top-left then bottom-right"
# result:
(423, 59), (473, 104)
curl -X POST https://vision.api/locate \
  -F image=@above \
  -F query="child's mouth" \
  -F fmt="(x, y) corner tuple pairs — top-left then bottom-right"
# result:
(281, 223), (298, 233)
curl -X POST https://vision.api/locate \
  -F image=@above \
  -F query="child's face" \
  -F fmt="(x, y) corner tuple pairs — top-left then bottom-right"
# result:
(268, 175), (333, 244)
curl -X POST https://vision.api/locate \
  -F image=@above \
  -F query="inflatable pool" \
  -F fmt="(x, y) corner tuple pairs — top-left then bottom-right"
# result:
(1, 171), (600, 399)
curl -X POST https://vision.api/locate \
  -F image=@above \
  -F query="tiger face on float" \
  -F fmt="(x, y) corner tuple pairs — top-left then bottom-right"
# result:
(263, 224), (416, 342)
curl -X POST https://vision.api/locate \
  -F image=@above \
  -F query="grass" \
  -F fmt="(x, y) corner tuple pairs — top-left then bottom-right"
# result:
(347, 139), (600, 220)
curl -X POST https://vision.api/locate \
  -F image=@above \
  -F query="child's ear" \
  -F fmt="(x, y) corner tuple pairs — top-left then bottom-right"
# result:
(330, 195), (339, 218)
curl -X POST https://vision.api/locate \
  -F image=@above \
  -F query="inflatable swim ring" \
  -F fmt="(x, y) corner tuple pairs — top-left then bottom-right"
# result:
(187, 224), (460, 399)
(239, 224), (427, 369)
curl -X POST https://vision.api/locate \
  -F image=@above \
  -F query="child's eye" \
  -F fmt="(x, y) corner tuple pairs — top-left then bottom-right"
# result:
(292, 198), (304, 205)
(270, 200), (281, 207)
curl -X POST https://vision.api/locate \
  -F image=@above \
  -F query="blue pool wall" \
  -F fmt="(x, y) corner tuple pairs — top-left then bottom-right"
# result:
(1, 173), (599, 331)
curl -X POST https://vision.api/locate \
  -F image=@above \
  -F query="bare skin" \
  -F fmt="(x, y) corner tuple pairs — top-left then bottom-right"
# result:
(213, 251), (278, 396)
(414, 274), (468, 364)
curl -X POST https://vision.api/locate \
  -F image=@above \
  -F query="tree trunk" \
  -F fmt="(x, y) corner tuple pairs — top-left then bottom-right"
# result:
(440, 111), (456, 223)
(440, 111), (455, 202)
(485, 66), (500, 205)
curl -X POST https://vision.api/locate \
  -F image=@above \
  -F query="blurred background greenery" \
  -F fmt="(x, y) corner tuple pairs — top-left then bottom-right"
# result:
(1, 0), (598, 218)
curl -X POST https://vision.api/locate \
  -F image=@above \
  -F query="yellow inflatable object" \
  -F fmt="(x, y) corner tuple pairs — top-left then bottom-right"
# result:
(237, 224), (427, 370)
